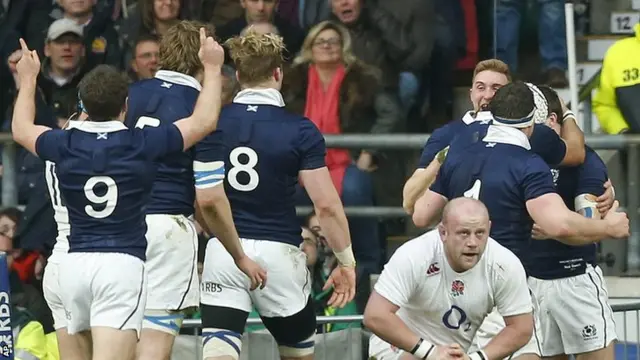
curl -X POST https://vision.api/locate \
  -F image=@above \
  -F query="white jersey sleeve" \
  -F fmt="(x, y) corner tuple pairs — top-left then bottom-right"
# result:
(374, 231), (434, 307)
(492, 246), (532, 317)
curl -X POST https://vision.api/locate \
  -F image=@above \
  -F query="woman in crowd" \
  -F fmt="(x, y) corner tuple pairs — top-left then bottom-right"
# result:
(282, 20), (402, 283)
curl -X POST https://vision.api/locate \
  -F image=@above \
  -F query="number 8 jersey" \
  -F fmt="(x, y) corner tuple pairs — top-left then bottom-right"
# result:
(194, 88), (326, 247)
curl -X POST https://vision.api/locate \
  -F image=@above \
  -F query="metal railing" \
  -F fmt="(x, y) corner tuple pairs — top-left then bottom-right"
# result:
(1, 132), (640, 268)
(170, 302), (640, 360)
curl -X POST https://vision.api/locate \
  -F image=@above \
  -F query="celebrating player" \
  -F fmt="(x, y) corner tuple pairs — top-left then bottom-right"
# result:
(125, 21), (266, 360)
(412, 82), (629, 360)
(194, 29), (356, 360)
(401, 59), (616, 215)
(526, 86), (617, 360)
(365, 198), (533, 360)
(14, 30), (224, 360)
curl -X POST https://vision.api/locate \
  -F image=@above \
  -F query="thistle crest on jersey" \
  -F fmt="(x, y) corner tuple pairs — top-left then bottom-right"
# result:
(451, 280), (465, 297)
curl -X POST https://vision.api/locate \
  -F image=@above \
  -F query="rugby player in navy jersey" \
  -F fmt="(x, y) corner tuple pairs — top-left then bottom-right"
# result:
(194, 30), (356, 360)
(125, 21), (266, 360)
(11, 32), (226, 360)
(402, 59), (614, 215)
(412, 82), (629, 360)
(527, 86), (617, 360)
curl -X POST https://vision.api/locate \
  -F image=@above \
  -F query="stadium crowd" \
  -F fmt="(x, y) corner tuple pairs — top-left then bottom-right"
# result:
(3, 0), (623, 359)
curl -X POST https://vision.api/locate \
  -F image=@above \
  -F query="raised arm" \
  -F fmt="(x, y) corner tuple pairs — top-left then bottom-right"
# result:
(173, 28), (224, 150)
(557, 103), (586, 166)
(403, 147), (448, 214)
(11, 39), (51, 155)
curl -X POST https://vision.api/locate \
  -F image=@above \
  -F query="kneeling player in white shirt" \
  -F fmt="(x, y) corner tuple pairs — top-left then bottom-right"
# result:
(364, 198), (533, 360)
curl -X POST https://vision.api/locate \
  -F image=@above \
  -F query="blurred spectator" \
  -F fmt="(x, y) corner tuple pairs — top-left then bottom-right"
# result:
(217, 0), (305, 61)
(0, 207), (45, 284)
(120, 0), (189, 67)
(35, 19), (87, 126)
(496, 0), (568, 87)
(201, 0), (244, 28)
(128, 33), (160, 81)
(329, 0), (422, 106)
(296, 0), (331, 31)
(47, 0), (122, 70)
(0, 214), (54, 333)
(283, 21), (401, 283)
(221, 64), (240, 104)
(593, 23), (640, 134)
(0, 0), (52, 120)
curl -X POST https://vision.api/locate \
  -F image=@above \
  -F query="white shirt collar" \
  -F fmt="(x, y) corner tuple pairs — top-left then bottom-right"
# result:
(233, 88), (285, 107)
(155, 70), (202, 91)
(67, 120), (128, 133)
(462, 110), (493, 124)
(482, 125), (531, 150)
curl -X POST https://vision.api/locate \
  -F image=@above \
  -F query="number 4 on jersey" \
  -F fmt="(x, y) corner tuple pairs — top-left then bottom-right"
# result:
(463, 179), (482, 200)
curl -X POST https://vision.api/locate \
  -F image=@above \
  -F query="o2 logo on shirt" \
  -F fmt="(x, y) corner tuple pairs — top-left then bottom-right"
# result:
(442, 305), (472, 331)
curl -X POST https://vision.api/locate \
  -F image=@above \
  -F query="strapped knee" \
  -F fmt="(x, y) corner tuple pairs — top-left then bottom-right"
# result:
(277, 332), (315, 358)
(202, 327), (243, 360)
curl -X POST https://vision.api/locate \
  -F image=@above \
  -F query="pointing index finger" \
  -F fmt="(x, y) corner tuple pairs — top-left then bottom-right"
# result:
(199, 27), (206, 44)
(19, 38), (29, 52)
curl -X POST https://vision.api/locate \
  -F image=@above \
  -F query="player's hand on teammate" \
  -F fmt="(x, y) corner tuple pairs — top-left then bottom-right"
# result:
(235, 255), (267, 290)
(596, 179), (615, 215)
(603, 200), (630, 239)
(15, 39), (40, 84)
(198, 27), (224, 68)
(531, 223), (549, 240)
(323, 265), (356, 308)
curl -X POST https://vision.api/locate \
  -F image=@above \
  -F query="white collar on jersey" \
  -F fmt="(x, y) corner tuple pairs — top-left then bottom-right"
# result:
(66, 120), (128, 133)
(482, 125), (531, 150)
(462, 110), (493, 124)
(154, 70), (202, 91)
(233, 88), (285, 107)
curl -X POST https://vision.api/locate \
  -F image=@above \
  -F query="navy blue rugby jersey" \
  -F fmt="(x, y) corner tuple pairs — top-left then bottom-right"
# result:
(417, 111), (567, 169)
(36, 120), (183, 260)
(125, 70), (201, 216)
(194, 89), (326, 247)
(430, 122), (556, 264)
(526, 146), (607, 279)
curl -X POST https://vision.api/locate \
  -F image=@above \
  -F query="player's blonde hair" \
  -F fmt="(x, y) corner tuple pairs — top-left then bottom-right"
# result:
(159, 20), (215, 78)
(472, 59), (512, 82)
(225, 29), (285, 86)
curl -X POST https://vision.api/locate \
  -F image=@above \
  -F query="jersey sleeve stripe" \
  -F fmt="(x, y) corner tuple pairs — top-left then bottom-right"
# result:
(193, 160), (225, 172)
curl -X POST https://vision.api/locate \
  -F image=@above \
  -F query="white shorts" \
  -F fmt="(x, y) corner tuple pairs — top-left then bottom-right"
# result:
(528, 265), (617, 356)
(144, 214), (199, 311)
(58, 252), (147, 336)
(200, 238), (311, 318)
(42, 260), (66, 330)
(471, 292), (542, 359)
(368, 334), (408, 360)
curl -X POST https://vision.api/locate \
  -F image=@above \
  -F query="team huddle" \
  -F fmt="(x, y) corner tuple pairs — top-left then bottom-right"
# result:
(8, 18), (630, 360)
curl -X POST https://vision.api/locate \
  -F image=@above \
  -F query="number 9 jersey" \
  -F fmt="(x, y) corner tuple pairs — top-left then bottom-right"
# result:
(194, 88), (326, 247)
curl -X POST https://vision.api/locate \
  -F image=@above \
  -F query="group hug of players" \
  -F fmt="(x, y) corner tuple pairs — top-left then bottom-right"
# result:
(7, 18), (630, 360)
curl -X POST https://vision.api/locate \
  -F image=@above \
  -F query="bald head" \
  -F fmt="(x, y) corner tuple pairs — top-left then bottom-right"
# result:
(439, 197), (491, 272)
(442, 197), (490, 225)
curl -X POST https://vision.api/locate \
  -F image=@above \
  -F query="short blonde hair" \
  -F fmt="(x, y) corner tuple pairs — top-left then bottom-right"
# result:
(225, 30), (285, 86)
(293, 21), (357, 67)
(472, 59), (512, 82)
(159, 20), (215, 78)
